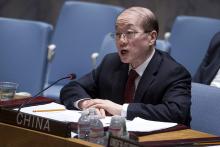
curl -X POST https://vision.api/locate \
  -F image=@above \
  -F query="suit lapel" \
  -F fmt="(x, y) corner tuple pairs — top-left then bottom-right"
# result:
(111, 63), (129, 104)
(134, 50), (162, 102)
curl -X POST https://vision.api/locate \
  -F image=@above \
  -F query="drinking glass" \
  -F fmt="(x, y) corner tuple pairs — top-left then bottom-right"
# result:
(0, 82), (18, 101)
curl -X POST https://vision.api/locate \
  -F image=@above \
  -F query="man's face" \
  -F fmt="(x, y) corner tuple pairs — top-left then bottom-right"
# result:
(115, 11), (156, 68)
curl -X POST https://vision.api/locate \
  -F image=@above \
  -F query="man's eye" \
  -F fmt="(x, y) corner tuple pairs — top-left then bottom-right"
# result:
(126, 31), (134, 35)
(116, 33), (121, 36)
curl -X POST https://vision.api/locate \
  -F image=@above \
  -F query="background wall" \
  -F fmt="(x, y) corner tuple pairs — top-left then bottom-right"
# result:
(0, 0), (220, 38)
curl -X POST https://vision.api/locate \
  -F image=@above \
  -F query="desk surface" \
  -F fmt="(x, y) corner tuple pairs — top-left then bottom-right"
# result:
(139, 129), (216, 142)
(0, 122), (216, 147)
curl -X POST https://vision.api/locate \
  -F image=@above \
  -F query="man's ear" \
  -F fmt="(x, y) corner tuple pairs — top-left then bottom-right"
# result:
(148, 30), (157, 46)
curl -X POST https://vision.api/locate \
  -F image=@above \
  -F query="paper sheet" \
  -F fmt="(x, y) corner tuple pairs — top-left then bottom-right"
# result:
(15, 102), (81, 122)
(126, 117), (177, 132)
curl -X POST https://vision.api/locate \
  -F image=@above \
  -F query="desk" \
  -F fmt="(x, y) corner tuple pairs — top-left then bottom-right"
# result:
(0, 122), (216, 147)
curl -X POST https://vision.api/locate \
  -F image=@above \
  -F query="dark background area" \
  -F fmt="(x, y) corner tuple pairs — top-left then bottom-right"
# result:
(0, 0), (220, 38)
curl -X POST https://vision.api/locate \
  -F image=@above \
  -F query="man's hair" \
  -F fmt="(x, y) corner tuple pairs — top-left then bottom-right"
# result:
(118, 7), (159, 34)
(143, 14), (159, 34)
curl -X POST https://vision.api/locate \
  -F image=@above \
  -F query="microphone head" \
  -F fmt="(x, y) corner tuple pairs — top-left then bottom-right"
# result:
(68, 73), (77, 80)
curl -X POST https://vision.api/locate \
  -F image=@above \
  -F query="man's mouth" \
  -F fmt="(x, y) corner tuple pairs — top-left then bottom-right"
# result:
(120, 50), (128, 55)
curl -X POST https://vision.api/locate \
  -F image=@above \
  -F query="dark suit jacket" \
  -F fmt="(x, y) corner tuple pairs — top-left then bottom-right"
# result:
(60, 50), (191, 126)
(193, 32), (220, 84)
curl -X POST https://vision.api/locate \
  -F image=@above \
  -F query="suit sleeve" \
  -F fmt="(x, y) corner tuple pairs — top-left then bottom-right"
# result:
(60, 62), (102, 110)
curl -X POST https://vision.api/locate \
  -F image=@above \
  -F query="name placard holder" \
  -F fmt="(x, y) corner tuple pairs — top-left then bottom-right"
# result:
(0, 108), (75, 137)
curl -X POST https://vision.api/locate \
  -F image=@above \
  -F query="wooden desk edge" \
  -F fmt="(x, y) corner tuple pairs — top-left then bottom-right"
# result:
(138, 129), (216, 142)
(0, 122), (102, 147)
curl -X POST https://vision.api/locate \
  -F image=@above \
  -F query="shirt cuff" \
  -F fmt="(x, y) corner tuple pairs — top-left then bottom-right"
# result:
(74, 98), (91, 110)
(121, 104), (129, 117)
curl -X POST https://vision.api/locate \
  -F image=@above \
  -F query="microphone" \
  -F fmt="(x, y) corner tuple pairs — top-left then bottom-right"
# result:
(17, 73), (76, 112)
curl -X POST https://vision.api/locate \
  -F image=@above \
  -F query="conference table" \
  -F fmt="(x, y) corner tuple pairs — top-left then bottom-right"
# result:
(0, 121), (218, 147)
(0, 97), (219, 146)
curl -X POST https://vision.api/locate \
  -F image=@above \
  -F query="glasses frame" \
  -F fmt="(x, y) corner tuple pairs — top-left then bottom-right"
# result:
(111, 30), (152, 40)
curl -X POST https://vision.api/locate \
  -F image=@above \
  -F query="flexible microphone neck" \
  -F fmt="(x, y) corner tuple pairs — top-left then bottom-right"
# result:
(17, 73), (76, 112)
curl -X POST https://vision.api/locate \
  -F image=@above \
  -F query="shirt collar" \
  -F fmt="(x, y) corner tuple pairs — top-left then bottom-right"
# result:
(129, 48), (155, 77)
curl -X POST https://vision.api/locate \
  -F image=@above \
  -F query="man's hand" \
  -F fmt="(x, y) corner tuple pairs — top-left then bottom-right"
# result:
(78, 99), (91, 109)
(78, 99), (106, 118)
(84, 99), (123, 116)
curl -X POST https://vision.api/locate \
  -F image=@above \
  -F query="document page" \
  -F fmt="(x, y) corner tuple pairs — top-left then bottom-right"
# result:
(126, 117), (177, 132)
(16, 102), (81, 122)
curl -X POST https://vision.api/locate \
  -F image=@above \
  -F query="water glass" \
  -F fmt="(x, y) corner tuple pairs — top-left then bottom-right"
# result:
(0, 82), (18, 101)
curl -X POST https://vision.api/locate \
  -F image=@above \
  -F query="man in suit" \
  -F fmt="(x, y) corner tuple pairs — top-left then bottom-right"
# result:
(60, 7), (191, 125)
(193, 32), (220, 87)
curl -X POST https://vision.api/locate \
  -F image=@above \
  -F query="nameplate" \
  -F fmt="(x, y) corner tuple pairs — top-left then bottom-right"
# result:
(107, 135), (142, 147)
(0, 108), (73, 137)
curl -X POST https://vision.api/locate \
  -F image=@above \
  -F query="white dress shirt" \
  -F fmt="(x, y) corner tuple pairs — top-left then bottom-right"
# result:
(210, 68), (220, 88)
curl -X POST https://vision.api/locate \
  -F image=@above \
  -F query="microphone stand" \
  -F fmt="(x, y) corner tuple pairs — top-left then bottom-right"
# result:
(17, 74), (76, 112)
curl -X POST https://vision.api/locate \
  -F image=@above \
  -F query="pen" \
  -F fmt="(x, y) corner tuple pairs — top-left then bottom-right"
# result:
(33, 108), (66, 112)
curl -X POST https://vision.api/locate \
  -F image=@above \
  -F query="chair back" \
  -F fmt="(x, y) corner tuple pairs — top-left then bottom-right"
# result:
(156, 39), (171, 53)
(96, 33), (117, 66)
(169, 16), (220, 76)
(44, 1), (123, 99)
(0, 17), (52, 95)
(48, 1), (123, 82)
(191, 82), (220, 136)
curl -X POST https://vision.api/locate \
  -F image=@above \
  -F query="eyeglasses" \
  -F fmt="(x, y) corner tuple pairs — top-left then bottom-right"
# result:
(111, 31), (151, 40)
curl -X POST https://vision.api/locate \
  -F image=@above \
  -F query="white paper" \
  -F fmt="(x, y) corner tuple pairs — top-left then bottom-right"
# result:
(15, 102), (111, 127)
(71, 132), (78, 138)
(15, 102), (82, 122)
(126, 117), (177, 132)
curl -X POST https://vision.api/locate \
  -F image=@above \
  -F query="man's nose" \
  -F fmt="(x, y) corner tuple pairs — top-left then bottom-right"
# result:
(118, 40), (127, 48)
(118, 34), (128, 44)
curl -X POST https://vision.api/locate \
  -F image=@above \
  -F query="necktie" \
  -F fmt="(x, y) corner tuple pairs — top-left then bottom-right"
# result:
(124, 69), (139, 103)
